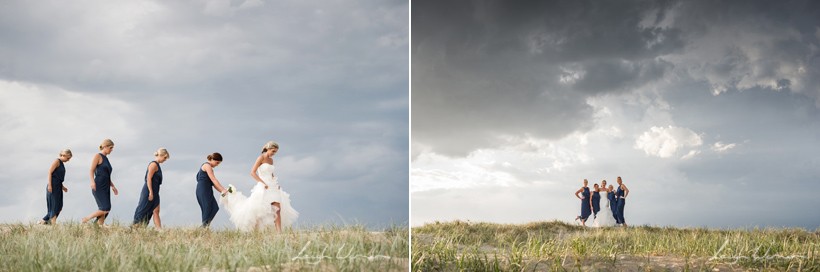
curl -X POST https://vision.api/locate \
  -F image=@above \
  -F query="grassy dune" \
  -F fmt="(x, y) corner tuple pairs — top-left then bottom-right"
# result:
(412, 221), (820, 271)
(0, 222), (408, 271)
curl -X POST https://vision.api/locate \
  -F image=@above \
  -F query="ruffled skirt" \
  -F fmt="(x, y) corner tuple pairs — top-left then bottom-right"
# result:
(220, 182), (299, 231)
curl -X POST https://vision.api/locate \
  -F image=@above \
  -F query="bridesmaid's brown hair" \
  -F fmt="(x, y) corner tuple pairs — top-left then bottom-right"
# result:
(207, 152), (223, 161)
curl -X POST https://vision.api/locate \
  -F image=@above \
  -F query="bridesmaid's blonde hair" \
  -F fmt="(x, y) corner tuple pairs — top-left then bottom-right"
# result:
(261, 141), (279, 153)
(60, 149), (72, 157)
(154, 148), (169, 159)
(99, 139), (114, 150)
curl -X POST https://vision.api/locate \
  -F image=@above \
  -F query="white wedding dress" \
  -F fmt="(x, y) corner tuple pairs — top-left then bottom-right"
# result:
(220, 163), (299, 231)
(593, 191), (615, 227)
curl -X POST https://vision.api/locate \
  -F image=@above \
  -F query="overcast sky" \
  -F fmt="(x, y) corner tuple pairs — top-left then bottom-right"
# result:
(0, 0), (408, 229)
(412, 0), (820, 229)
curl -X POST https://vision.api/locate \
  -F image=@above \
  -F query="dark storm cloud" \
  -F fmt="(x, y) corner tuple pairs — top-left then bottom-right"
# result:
(412, 0), (684, 156)
(667, 0), (820, 98)
(574, 59), (672, 94)
(0, 0), (408, 95)
(412, 0), (820, 156)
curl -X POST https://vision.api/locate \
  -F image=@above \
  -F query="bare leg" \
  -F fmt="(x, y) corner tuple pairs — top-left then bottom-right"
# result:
(50, 216), (57, 225)
(272, 202), (281, 232)
(97, 212), (109, 226)
(152, 205), (162, 229)
(83, 210), (107, 223)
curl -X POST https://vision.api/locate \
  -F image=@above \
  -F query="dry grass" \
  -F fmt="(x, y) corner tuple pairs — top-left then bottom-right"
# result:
(0, 222), (408, 271)
(412, 220), (820, 271)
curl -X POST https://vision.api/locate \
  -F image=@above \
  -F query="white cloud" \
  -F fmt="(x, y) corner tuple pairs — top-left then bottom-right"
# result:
(411, 151), (519, 192)
(712, 141), (738, 153)
(559, 66), (584, 84)
(681, 150), (700, 160)
(0, 81), (142, 153)
(634, 126), (703, 158)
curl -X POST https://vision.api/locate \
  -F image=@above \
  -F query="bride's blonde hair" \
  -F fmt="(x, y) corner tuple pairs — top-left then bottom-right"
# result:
(261, 141), (279, 153)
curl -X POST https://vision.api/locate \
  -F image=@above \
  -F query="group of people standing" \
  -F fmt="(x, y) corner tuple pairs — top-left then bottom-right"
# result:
(40, 139), (298, 231)
(574, 176), (630, 227)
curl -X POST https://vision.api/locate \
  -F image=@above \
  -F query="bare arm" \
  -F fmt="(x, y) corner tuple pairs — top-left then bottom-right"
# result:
(146, 162), (158, 201)
(47, 159), (59, 193)
(623, 184), (629, 198)
(250, 155), (266, 185)
(89, 154), (101, 191)
(110, 179), (118, 195)
(203, 164), (226, 193)
(575, 187), (583, 199)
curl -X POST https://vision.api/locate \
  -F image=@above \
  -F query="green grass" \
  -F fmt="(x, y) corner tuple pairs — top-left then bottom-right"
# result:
(0, 222), (408, 271)
(412, 220), (820, 271)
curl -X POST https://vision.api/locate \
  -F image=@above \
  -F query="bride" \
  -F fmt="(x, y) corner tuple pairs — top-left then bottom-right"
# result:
(593, 181), (615, 227)
(220, 141), (299, 231)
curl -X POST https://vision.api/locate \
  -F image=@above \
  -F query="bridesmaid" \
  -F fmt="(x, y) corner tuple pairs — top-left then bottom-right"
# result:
(615, 176), (630, 227)
(591, 183), (601, 218)
(82, 139), (119, 225)
(133, 148), (170, 228)
(196, 152), (227, 228)
(39, 149), (72, 225)
(574, 179), (592, 226)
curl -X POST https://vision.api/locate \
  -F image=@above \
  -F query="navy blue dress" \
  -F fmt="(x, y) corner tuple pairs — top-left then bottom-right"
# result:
(615, 186), (626, 224)
(92, 153), (112, 211)
(579, 187), (591, 220)
(42, 159), (65, 223)
(196, 163), (219, 227)
(591, 190), (601, 216)
(608, 191), (618, 220)
(133, 161), (162, 225)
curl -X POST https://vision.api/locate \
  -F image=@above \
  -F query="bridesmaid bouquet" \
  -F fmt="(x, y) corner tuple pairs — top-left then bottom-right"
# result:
(222, 184), (236, 197)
